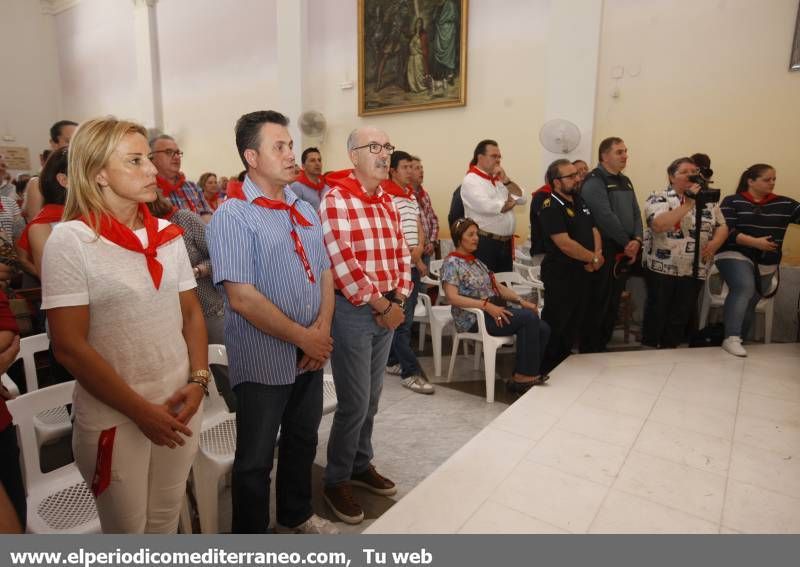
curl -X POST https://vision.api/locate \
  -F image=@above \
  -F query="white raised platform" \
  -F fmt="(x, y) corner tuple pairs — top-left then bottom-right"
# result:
(366, 343), (800, 534)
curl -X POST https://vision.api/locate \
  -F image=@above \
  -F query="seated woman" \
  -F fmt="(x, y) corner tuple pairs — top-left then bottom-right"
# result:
(198, 172), (221, 212)
(714, 163), (800, 357)
(641, 157), (725, 348)
(41, 117), (208, 533)
(441, 218), (550, 394)
(17, 147), (69, 276)
(148, 194), (234, 410)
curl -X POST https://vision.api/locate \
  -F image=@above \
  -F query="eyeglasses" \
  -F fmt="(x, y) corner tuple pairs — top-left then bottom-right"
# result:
(557, 172), (581, 180)
(453, 217), (475, 229)
(352, 142), (395, 155)
(148, 149), (184, 159)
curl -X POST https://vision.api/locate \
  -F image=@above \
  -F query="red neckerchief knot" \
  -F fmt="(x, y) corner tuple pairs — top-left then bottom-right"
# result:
(296, 170), (326, 191)
(448, 251), (476, 263)
(79, 203), (184, 289)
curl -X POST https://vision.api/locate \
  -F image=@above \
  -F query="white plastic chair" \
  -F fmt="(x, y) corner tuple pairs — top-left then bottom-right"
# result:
(191, 344), (236, 534)
(414, 292), (454, 376)
(6, 381), (100, 533)
(446, 307), (515, 403)
(14, 333), (73, 450)
(698, 265), (777, 343)
(2, 373), (19, 397)
(191, 345), (338, 533)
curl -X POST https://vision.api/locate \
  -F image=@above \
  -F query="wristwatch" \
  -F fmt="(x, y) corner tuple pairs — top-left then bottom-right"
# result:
(392, 296), (406, 309)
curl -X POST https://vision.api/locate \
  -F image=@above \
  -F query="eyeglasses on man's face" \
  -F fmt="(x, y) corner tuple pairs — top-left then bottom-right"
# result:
(352, 142), (395, 155)
(557, 172), (580, 180)
(148, 149), (184, 159)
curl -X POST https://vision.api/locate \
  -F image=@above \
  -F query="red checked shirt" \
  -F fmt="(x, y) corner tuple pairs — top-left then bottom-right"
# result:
(321, 169), (412, 306)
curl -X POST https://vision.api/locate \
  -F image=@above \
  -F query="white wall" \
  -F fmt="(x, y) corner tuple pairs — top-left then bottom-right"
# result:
(307, 0), (555, 234)
(54, 0), (139, 122)
(595, 0), (800, 256)
(156, 0), (278, 179)
(0, 0), (62, 174)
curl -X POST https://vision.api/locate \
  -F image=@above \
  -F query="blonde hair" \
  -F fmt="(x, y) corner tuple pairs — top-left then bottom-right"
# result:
(197, 172), (217, 192)
(64, 117), (148, 233)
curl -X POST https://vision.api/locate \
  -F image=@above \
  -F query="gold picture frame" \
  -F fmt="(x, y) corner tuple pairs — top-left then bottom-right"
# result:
(791, 3), (800, 71)
(358, 0), (468, 116)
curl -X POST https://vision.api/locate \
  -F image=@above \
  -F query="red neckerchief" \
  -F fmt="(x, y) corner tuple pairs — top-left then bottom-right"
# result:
(448, 252), (500, 295)
(91, 427), (116, 497)
(447, 251), (476, 263)
(382, 179), (414, 199)
(740, 191), (779, 205)
(251, 195), (316, 283)
(17, 204), (64, 254)
(206, 193), (219, 211)
(326, 169), (390, 206)
(79, 203), (184, 289)
(296, 170), (326, 191)
(157, 174), (196, 213)
(533, 184), (552, 196)
(467, 165), (499, 186)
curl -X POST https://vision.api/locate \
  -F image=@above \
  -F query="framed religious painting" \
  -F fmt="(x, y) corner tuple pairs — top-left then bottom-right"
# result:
(358, 0), (468, 116)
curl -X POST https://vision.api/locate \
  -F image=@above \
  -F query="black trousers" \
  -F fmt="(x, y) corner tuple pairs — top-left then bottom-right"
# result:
(580, 243), (629, 352)
(642, 270), (702, 348)
(0, 424), (26, 531)
(231, 371), (323, 533)
(540, 261), (597, 373)
(475, 235), (513, 273)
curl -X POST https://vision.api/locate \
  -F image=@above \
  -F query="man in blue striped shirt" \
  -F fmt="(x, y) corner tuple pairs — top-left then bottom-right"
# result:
(208, 110), (337, 534)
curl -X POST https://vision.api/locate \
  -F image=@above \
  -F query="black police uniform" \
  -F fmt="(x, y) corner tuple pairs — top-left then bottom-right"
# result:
(538, 192), (598, 372)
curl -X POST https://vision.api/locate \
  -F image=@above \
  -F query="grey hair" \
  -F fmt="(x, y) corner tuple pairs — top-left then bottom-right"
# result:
(149, 134), (175, 149)
(346, 129), (360, 152)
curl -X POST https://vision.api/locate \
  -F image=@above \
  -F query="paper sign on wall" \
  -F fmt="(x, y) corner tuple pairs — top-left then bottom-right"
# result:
(0, 146), (31, 170)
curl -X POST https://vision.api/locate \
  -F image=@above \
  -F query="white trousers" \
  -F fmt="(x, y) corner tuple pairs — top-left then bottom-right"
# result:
(73, 411), (201, 534)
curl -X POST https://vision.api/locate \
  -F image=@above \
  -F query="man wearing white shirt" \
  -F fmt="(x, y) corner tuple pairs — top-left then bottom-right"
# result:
(460, 139), (526, 272)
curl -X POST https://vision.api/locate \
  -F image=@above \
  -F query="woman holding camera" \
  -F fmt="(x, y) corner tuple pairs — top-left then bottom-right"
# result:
(641, 157), (725, 348)
(714, 164), (800, 357)
(441, 218), (550, 394)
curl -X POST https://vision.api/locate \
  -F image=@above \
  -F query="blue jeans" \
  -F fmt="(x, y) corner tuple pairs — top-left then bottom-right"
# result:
(715, 259), (773, 339)
(231, 371), (323, 533)
(324, 295), (393, 485)
(388, 268), (422, 378)
(477, 307), (551, 376)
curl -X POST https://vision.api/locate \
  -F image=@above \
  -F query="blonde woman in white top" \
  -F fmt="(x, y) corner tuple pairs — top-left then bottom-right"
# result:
(41, 117), (208, 533)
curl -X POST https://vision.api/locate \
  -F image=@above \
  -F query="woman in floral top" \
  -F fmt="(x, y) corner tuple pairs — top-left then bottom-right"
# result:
(441, 218), (550, 394)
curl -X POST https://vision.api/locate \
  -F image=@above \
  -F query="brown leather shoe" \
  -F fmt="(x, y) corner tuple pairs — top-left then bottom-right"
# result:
(323, 482), (364, 525)
(351, 465), (397, 496)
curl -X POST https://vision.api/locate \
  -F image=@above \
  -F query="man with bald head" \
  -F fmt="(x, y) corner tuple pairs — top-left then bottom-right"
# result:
(319, 127), (412, 525)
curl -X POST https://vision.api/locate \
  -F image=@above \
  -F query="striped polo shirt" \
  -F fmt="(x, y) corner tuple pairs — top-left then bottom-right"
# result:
(717, 192), (800, 266)
(208, 177), (331, 387)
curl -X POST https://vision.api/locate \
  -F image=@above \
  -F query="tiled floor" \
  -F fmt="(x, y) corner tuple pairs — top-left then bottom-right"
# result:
(364, 343), (800, 534)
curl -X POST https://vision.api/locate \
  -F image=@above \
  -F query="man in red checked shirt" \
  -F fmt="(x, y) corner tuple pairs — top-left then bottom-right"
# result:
(320, 127), (411, 525)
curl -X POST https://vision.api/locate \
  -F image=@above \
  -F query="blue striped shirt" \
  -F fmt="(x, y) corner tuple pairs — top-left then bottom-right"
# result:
(208, 177), (331, 387)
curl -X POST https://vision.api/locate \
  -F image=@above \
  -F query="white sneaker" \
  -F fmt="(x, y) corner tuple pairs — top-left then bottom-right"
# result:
(276, 514), (340, 534)
(401, 375), (435, 394)
(722, 336), (747, 357)
(385, 364), (402, 375)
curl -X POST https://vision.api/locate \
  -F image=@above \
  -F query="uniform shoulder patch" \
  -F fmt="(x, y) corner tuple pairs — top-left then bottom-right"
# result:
(542, 198), (551, 208)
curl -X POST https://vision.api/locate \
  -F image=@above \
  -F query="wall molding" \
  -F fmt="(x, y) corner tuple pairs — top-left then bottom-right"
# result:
(40, 0), (81, 15)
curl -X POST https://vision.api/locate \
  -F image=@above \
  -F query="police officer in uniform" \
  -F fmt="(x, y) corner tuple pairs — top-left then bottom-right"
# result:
(538, 159), (604, 372)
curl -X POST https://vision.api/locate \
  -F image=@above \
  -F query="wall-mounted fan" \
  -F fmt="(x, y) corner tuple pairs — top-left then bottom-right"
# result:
(539, 119), (581, 154)
(298, 110), (327, 142)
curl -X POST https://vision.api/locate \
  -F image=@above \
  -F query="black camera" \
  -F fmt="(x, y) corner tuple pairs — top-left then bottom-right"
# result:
(686, 174), (721, 205)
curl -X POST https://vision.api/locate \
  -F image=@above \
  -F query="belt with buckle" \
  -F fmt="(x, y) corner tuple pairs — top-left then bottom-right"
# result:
(477, 229), (513, 242)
